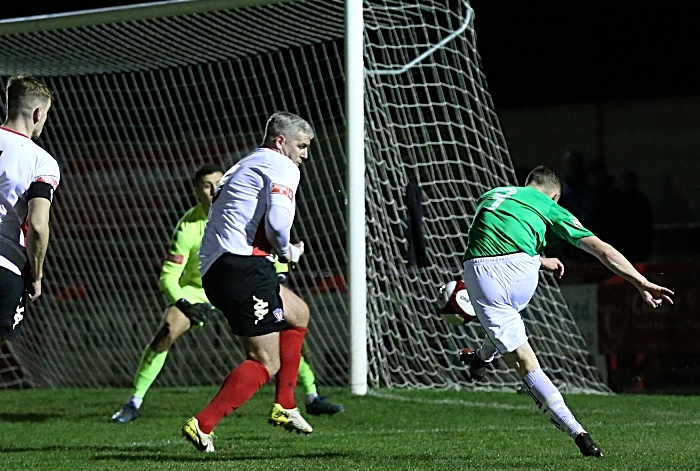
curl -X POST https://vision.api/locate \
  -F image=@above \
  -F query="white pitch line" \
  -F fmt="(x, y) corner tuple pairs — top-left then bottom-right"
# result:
(367, 391), (697, 418)
(368, 391), (536, 412)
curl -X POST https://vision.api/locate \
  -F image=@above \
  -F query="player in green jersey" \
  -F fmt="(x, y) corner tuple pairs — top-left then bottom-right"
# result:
(460, 166), (673, 458)
(112, 165), (341, 423)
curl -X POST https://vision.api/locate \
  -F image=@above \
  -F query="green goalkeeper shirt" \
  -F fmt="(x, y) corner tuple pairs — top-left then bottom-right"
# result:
(159, 203), (209, 304)
(463, 186), (594, 260)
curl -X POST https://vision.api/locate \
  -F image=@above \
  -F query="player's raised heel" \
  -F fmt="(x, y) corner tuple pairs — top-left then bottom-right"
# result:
(459, 348), (488, 382)
(111, 402), (140, 424)
(181, 417), (215, 452)
(575, 432), (602, 457)
(269, 403), (313, 434)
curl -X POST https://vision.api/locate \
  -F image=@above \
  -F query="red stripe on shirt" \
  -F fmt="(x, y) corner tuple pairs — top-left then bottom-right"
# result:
(251, 219), (272, 257)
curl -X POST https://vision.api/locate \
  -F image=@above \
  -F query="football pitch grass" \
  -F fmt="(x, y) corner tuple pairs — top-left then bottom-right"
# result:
(1, 386), (699, 470)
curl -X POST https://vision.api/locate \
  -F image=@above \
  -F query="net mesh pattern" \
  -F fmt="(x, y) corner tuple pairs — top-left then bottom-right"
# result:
(0, 0), (609, 393)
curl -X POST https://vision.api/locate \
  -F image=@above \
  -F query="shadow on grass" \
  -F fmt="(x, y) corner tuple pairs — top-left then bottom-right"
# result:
(0, 413), (63, 423)
(1, 445), (166, 453)
(1, 444), (349, 462)
(92, 451), (349, 462)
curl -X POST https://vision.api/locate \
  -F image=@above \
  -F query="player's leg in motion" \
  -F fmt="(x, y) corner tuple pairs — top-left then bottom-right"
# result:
(298, 354), (345, 415)
(277, 265), (343, 416)
(183, 254), (313, 452)
(462, 254), (602, 458)
(111, 306), (191, 423)
(188, 331), (278, 443)
(506, 341), (602, 457)
(268, 286), (315, 431)
(460, 338), (499, 381)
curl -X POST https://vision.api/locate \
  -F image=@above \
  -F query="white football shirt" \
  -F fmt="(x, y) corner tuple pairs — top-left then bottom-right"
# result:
(199, 147), (299, 276)
(0, 127), (60, 275)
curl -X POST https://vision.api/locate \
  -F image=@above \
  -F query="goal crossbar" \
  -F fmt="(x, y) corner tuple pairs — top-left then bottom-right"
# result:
(0, 0), (291, 36)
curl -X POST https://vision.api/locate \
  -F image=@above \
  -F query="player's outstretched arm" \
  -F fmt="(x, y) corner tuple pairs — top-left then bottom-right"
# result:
(579, 236), (674, 308)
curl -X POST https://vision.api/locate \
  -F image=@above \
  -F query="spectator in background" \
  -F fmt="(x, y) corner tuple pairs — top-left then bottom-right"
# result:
(655, 168), (694, 225)
(558, 150), (592, 225)
(553, 151), (594, 264)
(586, 158), (625, 250)
(617, 170), (653, 262)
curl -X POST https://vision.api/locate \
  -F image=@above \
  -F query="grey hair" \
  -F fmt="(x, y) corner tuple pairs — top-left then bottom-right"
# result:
(262, 111), (314, 144)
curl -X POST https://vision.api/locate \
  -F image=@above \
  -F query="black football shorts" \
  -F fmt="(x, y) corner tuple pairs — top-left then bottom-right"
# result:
(0, 267), (27, 340)
(202, 253), (287, 337)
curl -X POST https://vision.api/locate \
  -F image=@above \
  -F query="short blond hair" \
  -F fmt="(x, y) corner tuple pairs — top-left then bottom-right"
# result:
(6, 76), (53, 119)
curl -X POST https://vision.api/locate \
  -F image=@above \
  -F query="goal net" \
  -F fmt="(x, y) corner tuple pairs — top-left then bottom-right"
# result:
(0, 0), (609, 393)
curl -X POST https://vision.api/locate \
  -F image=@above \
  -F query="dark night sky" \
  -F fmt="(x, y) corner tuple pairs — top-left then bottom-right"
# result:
(470, 1), (700, 108)
(1, 1), (699, 109)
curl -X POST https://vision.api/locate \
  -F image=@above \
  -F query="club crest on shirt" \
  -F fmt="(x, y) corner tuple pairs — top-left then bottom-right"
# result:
(35, 175), (59, 189)
(273, 308), (285, 322)
(571, 218), (584, 229)
(271, 183), (294, 201)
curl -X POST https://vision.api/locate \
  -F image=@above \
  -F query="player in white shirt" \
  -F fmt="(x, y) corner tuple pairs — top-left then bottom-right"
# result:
(182, 112), (314, 452)
(0, 76), (59, 341)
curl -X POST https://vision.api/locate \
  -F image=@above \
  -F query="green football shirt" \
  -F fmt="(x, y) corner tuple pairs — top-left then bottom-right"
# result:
(463, 186), (594, 260)
(159, 203), (209, 304)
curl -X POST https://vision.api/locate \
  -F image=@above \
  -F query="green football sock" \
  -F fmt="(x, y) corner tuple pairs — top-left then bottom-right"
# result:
(131, 345), (168, 399)
(297, 355), (317, 396)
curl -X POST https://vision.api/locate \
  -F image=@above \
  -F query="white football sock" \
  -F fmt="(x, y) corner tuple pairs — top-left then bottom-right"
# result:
(522, 368), (585, 438)
(129, 395), (143, 409)
(305, 392), (319, 405)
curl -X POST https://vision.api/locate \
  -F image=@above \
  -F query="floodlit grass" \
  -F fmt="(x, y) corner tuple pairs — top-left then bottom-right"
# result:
(1, 385), (699, 470)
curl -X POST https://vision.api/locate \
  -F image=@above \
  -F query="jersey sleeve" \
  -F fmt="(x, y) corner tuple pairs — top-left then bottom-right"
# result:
(34, 153), (60, 190)
(548, 204), (594, 247)
(265, 161), (300, 257)
(159, 217), (196, 304)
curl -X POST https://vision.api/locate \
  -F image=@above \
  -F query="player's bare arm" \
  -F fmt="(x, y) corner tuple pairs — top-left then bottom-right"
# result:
(540, 256), (564, 279)
(579, 235), (674, 308)
(25, 197), (52, 301)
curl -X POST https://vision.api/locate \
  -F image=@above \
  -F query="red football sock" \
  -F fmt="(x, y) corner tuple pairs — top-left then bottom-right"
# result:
(275, 326), (307, 409)
(196, 359), (269, 434)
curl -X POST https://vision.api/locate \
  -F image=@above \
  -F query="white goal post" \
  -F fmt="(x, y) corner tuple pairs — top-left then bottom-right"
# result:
(0, 0), (610, 394)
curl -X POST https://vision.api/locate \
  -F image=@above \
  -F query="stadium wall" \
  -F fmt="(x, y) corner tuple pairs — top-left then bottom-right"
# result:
(499, 95), (700, 224)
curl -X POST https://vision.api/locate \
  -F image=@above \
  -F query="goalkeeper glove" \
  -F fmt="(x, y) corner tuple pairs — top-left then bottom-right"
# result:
(175, 299), (218, 327)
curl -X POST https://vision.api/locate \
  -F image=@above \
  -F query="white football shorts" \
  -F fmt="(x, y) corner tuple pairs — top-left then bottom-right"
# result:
(462, 252), (541, 354)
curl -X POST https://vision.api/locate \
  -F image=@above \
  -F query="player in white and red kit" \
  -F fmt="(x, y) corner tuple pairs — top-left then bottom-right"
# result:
(0, 76), (59, 341)
(182, 111), (314, 452)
